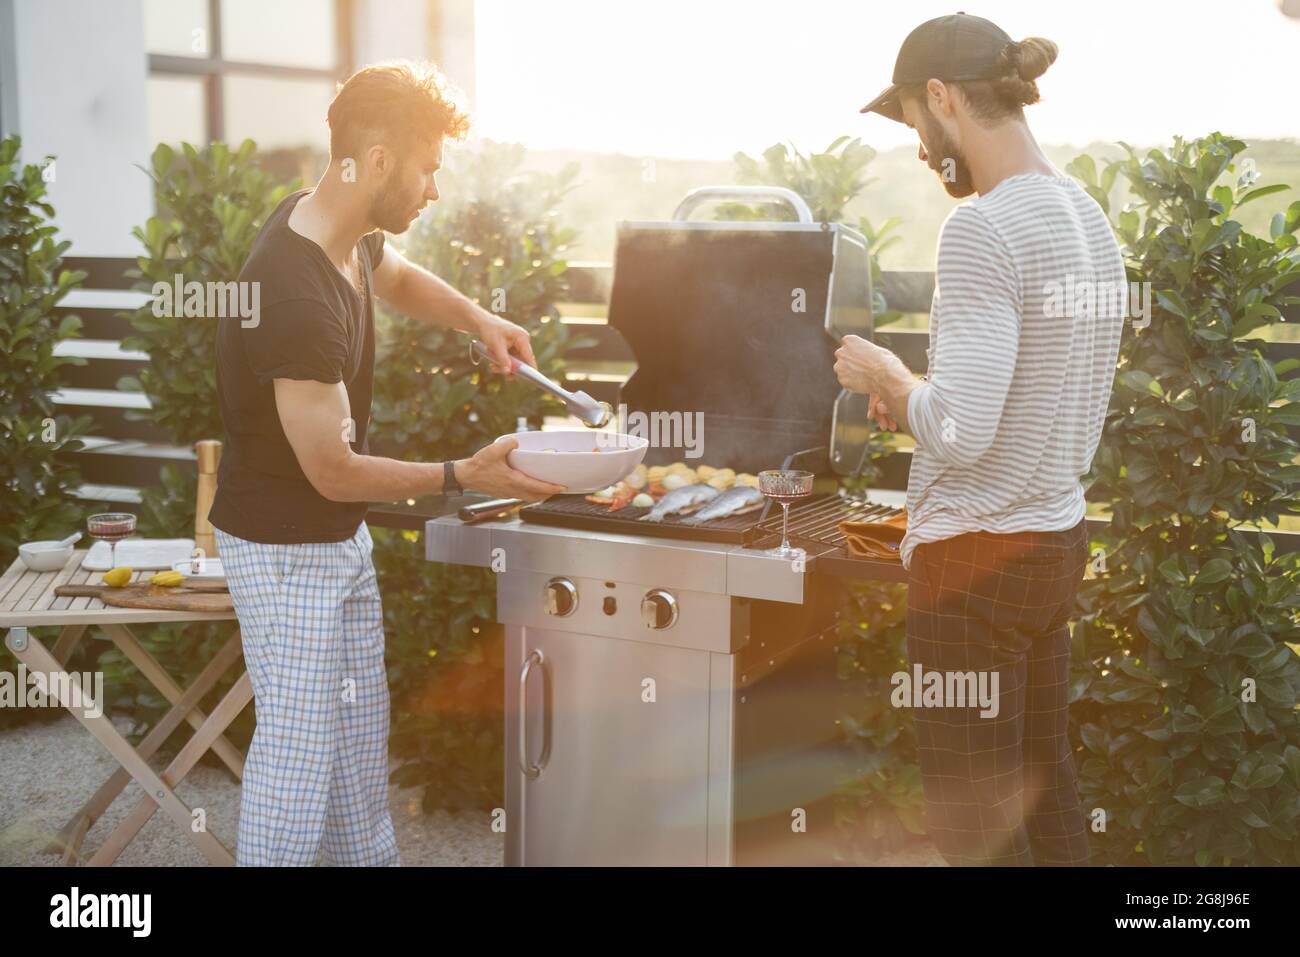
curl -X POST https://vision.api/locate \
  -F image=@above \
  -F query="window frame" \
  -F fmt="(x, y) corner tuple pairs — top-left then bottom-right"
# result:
(147, 0), (354, 142)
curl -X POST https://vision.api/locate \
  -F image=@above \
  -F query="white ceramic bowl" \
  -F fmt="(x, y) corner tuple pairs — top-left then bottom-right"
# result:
(501, 429), (649, 494)
(18, 541), (75, 572)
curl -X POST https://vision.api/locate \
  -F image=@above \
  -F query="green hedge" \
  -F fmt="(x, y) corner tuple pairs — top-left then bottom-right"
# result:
(0, 135), (94, 726)
(1067, 134), (1300, 865)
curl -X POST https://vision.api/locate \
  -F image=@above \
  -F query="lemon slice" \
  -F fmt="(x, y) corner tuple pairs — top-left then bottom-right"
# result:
(103, 567), (132, 588)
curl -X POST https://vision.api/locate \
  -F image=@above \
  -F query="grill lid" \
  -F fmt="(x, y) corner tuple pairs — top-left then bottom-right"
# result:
(606, 187), (873, 476)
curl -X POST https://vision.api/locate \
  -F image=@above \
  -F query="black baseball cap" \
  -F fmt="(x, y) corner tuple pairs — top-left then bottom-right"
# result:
(860, 12), (1012, 123)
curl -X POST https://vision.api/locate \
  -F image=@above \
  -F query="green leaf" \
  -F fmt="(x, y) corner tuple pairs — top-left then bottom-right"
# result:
(1121, 369), (1162, 396)
(1193, 558), (1232, 585)
(1237, 183), (1289, 207)
(1174, 777), (1225, 808)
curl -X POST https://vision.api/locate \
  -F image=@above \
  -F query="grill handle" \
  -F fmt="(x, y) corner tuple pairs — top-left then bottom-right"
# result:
(672, 186), (814, 224)
(518, 649), (551, 779)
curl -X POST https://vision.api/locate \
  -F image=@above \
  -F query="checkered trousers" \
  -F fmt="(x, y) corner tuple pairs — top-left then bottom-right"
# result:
(215, 523), (399, 866)
(906, 519), (1091, 866)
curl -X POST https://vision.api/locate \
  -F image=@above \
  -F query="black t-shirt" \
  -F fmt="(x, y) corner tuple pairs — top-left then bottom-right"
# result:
(210, 188), (384, 544)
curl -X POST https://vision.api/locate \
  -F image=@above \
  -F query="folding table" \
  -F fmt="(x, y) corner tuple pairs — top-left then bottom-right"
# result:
(1, 550), (250, 865)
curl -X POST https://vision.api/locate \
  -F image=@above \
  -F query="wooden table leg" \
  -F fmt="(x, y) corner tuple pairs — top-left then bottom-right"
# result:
(99, 622), (245, 779)
(89, 670), (253, 867)
(43, 628), (245, 857)
(51, 624), (87, 667)
(5, 627), (237, 867)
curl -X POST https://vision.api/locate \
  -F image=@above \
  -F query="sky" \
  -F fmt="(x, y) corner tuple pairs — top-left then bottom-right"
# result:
(471, 0), (1300, 159)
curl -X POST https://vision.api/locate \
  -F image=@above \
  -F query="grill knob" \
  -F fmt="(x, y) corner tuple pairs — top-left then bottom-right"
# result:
(543, 577), (578, 617)
(641, 589), (679, 630)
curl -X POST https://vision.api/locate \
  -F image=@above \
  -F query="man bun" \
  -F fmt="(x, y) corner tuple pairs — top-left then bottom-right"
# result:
(1012, 37), (1058, 82)
(981, 36), (1058, 111)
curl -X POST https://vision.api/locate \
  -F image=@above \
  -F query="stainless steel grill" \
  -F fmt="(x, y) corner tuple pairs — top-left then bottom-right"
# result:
(426, 187), (902, 866)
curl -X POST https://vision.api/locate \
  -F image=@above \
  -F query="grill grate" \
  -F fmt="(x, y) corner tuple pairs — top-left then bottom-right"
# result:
(520, 494), (768, 544)
(521, 492), (901, 550)
(745, 496), (903, 552)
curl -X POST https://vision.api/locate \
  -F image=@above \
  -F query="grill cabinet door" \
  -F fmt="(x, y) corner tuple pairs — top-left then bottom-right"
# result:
(507, 626), (714, 865)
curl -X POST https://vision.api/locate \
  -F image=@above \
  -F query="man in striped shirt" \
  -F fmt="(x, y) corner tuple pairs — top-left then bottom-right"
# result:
(837, 14), (1126, 866)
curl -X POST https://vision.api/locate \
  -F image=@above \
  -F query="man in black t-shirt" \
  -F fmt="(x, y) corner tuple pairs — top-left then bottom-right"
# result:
(210, 62), (563, 866)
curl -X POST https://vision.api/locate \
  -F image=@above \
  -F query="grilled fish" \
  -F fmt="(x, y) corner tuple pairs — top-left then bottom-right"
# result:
(682, 485), (764, 524)
(639, 483), (719, 522)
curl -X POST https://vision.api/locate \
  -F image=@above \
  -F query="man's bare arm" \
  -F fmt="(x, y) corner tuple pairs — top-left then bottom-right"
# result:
(370, 244), (537, 372)
(274, 378), (564, 503)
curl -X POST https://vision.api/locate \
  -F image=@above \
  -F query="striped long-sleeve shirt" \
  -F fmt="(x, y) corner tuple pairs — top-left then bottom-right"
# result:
(901, 172), (1126, 569)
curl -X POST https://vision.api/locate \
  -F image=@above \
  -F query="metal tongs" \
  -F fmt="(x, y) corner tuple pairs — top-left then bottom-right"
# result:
(468, 339), (611, 428)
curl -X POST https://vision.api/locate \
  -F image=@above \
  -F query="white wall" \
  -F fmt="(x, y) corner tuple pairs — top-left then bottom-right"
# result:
(0, 0), (477, 258)
(350, 0), (476, 109)
(433, 0), (475, 110)
(0, 0), (152, 257)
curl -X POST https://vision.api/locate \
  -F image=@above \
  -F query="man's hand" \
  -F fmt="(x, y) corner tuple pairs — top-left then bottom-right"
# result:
(834, 335), (920, 435)
(456, 437), (566, 502)
(834, 335), (897, 394)
(473, 307), (537, 375)
(869, 394), (899, 432)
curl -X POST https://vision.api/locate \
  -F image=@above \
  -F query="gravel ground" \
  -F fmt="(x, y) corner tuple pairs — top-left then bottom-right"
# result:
(0, 713), (502, 866)
(0, 713), (942, 867)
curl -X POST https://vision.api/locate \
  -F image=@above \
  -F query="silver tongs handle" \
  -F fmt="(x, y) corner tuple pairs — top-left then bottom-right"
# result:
(468, 339), (610, 428)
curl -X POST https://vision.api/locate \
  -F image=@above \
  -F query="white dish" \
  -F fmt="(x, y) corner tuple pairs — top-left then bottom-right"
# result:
(18, 541), (75, 572)
(171, 558), (226, 583)
(500, 429), (649, 494)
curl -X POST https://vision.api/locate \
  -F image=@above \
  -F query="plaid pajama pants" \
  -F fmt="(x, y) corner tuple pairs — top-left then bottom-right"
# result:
(215, 523), (399, 867)
(906, 519), (1091, 867)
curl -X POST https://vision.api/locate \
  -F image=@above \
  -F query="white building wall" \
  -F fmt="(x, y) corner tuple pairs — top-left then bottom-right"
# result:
(0, 0), (476, 257)
(0, 0), (152, 257)
(350, 0), (476, 108)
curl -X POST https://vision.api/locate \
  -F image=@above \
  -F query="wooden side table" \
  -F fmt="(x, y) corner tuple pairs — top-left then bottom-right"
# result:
(1, 550), (250, 865)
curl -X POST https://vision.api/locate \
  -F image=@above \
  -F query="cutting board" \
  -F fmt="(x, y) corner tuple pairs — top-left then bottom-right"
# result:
(54, 583), (234, 613)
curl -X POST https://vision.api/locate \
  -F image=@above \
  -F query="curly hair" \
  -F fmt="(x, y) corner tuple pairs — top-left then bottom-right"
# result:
(902, 37), (1058, 123)
(327, 60), (470, 161)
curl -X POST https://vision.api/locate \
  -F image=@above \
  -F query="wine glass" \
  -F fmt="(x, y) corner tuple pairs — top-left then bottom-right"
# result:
(758, 470), (814, 560)
(87, 512), (137, 569)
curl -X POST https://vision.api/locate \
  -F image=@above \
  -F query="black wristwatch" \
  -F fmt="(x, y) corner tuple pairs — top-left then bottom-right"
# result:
(444, 460), (464, 496)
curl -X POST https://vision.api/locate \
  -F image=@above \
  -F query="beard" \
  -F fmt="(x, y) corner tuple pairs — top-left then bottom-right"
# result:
(368, 176), (421, 234)
(919, 112), (975, 198)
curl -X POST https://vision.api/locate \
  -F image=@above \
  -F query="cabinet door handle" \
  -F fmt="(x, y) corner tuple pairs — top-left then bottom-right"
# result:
(518, 649), (551, 779)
